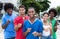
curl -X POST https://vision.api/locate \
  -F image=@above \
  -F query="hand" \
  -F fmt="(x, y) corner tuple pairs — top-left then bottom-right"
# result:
(18, 23), (22, 28)
(54, 26), (57, 32)
(26, 28), (31, 33)
(32, 31), (38, 36)
(6, 20), (10, 24)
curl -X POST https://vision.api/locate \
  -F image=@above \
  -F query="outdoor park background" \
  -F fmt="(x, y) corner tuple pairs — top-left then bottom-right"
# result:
(0, 0), (60, 39)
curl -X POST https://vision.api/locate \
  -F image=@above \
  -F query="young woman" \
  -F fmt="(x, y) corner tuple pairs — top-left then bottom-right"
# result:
(48, 8), (58, 39)
(42, 12), (52, 39)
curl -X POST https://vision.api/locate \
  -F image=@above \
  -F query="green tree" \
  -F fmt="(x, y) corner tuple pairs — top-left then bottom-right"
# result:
(56, 6), (60, 16)
(20, 0), (50, 14)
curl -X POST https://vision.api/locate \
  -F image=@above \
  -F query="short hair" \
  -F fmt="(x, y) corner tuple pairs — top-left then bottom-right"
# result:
(4, 3), (14, 11)
(48, 8), (57, 17)
(43, 12), (49, 16)
(19, 5), (25, 8)
(28, 7), (35, 11)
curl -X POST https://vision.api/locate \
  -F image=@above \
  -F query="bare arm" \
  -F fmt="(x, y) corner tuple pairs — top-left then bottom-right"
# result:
(23, 28), (31, 36)
(14, 23), (22, 31)
(54, 21), (58, 32)
(49, 23), (52, 35)
(2, 20), (10, 29)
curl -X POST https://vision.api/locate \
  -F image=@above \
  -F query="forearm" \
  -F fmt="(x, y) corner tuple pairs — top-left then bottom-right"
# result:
(14, 26), (19, 31)
(2, 23), (8, 29)
(14, 24), (22, 31)
(37, 33), (42, 37)
(23, 31), (29, 36)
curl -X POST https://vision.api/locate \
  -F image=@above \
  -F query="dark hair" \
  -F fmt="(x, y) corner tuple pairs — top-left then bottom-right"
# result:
(43, 12), (49, 16)
(19, 5), (25, 9)
(4, 3), (14, 11)
(48, 8), (57, 17)
(28, 7), (35, 11)
(28, 7), (35, 9)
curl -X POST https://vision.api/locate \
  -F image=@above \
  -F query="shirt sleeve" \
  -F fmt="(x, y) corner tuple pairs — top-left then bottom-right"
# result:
(23, 20), (27, 32)
(2, 15), (6, 26)
(14, 17), (23, 26)
(14, 18), (18, 26)
(38, 20), (43, 33)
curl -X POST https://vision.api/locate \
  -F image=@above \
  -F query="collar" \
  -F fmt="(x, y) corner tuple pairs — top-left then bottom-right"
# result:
(28, 18), (38, 24)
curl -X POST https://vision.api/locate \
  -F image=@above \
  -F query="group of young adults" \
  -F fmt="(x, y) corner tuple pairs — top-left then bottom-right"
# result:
(1, 3), (58, 39)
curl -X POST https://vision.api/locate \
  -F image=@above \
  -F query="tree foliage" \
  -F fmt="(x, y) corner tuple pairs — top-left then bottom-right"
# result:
(56, 6), (60, 15)
(21, 0), (50, 14)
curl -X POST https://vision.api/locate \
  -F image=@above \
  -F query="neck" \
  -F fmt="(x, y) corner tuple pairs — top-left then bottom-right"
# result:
(20, 14), (25, 17)
(43, 20), (47, 23)
(50, 17), (53, 20)
(30, 17), (35, 22)
(8, 14), (12, 16)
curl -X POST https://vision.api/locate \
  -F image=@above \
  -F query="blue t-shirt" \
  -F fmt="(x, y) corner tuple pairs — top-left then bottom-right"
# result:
(2, 13), (17, 38)
(23, 18), (43, 39)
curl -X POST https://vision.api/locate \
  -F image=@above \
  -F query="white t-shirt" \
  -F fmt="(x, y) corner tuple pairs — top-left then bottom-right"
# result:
(42, 24), (51, 36)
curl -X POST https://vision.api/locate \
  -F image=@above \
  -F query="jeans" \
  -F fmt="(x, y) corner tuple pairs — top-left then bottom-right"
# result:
(42, 36), (51, 39)
(5, 37), (15, 39)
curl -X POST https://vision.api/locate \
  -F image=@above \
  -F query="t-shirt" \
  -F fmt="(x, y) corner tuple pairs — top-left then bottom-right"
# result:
(14, 16), (29, 39)
(48, 18), (57, 39)
(42, 24), (50, 36)
(2, 13), (17, 38)
(23, 18), (43, 39)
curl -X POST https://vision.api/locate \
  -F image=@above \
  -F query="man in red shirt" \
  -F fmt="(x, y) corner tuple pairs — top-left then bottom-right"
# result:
(14, 5), (29, 39)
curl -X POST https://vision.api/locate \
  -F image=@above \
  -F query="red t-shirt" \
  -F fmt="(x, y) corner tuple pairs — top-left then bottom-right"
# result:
(14, 16), (29, 39)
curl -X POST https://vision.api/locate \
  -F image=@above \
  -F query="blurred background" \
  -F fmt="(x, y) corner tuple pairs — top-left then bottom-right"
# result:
(0, 0), (60, 39)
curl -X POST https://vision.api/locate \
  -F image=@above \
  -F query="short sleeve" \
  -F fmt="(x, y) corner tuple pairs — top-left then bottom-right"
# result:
(38, 20), (43, 33)
(14, 17), (23, 26)
(23, 20), (27, 32)
(14, 18), (18, 26)
(2, 15), (6, 26)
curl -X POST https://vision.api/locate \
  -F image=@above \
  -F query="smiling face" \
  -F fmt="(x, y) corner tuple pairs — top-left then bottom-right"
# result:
(43, 13), (49, 21)
(19, 8), (25, 15)
(49, 12), (55, 18)
(28, 8), (35, 18)
(7, 8), (13, 15)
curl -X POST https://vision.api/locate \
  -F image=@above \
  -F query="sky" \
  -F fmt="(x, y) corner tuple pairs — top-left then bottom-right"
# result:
(49, 0), (60, 8)
(0, 0), (60, 8)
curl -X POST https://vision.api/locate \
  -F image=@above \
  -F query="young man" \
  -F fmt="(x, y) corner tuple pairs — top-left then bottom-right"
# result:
(48, 8), (58, 39)
(14, 5), (29, 39)
(2, 3), (17, 39)
(23, 7), (43, 39)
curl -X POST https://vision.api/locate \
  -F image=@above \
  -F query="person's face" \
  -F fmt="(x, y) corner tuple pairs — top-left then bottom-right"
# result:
(49, 12), (55, 18)
(43, 14), (49, 21)
(6, 8), (12, 15)
(19, 8), (25, 15)
(28, 8), (35, 18)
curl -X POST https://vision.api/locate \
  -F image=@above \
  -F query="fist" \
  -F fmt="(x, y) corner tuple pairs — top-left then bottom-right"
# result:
(32, 31), (38, 36)
(7, 20), (10, 24)
(27, 28), (31, 33)
(18, 23), (22, 28)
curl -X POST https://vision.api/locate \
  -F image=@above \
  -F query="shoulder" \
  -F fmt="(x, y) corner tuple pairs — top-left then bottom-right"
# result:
(36, 18), (43, 24)
(2, 14), (6, 19)
(38, 19), (43, 23)
(12, 13), (17, 17)
(24, 20), (29, 23)
(14, 16), (23, 21)
(25, 16), (29, 19)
